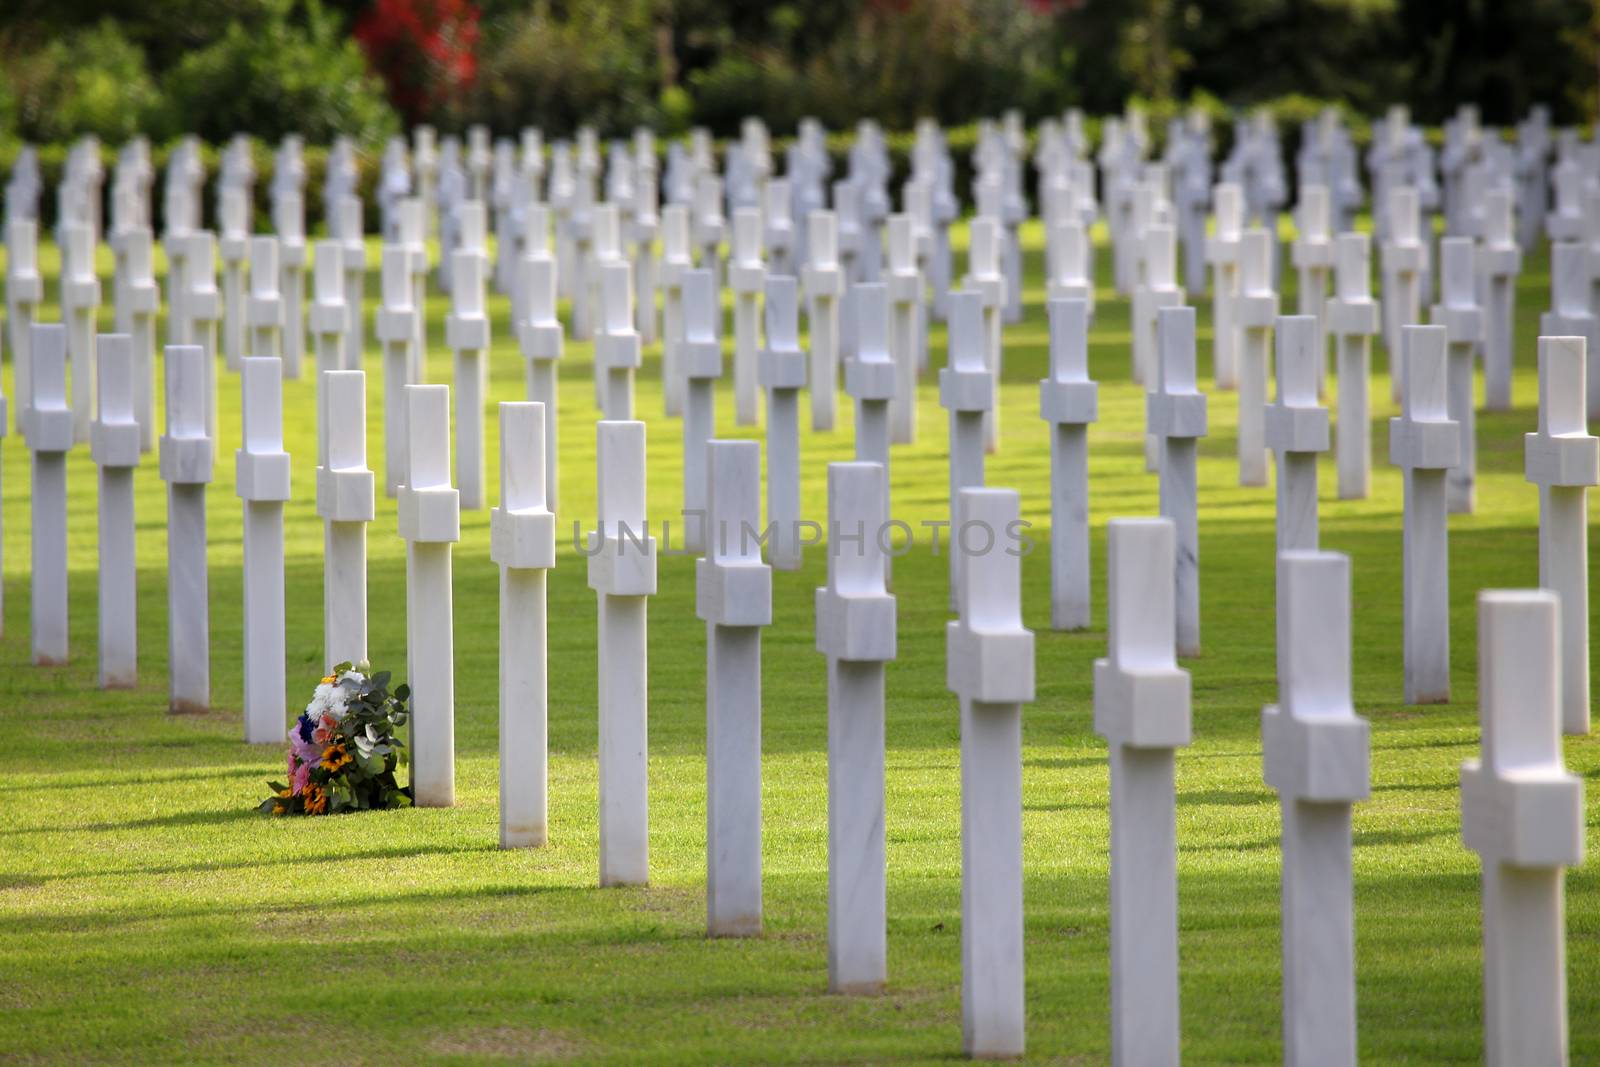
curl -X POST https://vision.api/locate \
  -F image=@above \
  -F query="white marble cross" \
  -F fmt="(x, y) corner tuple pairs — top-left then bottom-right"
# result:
(1094, 516), (1191, 1067)
(236, 356), (290, 744)
(596, 260), (641, 421)
(317, 369), (375, 672)
(399, 196), (430, 380)
(1461, 590), (1583, 1065)
(1291, 185), (1334, 395)
(1431, 237), (1483, 513)
(1040, 297), (1098, 631)
(1266, 315), (1330, 553)
(446, 228), (490, 510)
(729, 206), (766, 427)
(659, 204), (693, 418)
(60, 221), (100, 444)
(1381, 187), (1426, 402)
(847, 282), (895, 479)
(184, 232), (222, 449)
(1045, 212), (1093, 315)
(680, 269), (723, 552)
(964, 218), (1006, 453)
(333, 195), (366, 372)
(803, 210), (844, 431)
(760, 275), (807, 571)
(1479, 189), (1522, 412)
(817, 461), (894, 994)
(92, 334), (140, 687)
(698, 439), (773, 937)
(273, 190), (308, 379)
(1524, 336), (1599, 735)
(1137, 224), (1186, 471)
(219, 187), (249, 371)
(1236, 228), (1279, 486)
(764, 179), (795, 278)
(587, 203), (625, 404)
(28, 324), (73, 666)
(834, 182), (863, 365)
(517, 253), (563, 512)
(1328, 233), (1380, 500)
(247, 235), (283, 360)
(1262, 549), (1370, 1067)
(399, 383), (461, 807)
(939, 292), (992, 612)
(631, 159), (660, 345)
(1389, 324), (1457, 704)
(159, 343), (213, 711)
(1150, 306), (1208, 655)
(692, 171), (726, 290)
(491, 401), (556, 849)
(948, 486), (1033, 1059)
(310, 238), (348, 381)
(375, 246), (418, 498)
(7, 219), (43, 437)
(887, 214), (921, 445)
(1540, 242), (1600, 422)
(587, 419), (656, 883)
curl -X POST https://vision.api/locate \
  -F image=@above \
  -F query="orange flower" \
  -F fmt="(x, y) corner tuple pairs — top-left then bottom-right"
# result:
(303, 784), (328, 815)
(320, 744), (352, 773)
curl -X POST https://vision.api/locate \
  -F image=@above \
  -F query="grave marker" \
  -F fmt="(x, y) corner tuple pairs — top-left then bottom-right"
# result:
(887, 214), (921, 444)
(1236, 228), (1279, 486)
(1432, 237), (1483, 513)
(940, 292), (992, 611)
(447, 221), (491, 509)
(803, 211), (844, 431)
(1266, 316), (1330, 552)
(219, 187), (249, 371)
(1540, 243), (1600, 422)
(1263, 550), (1369, 1067)
(964, 218), (1006, 452)
(376, 246), (418, 497)
(517, 254), (563, 512)
(948, 487), (1033, 1059)
(698, 440), (772, 937)
(1389, 324), (1457, 704)
(1137, 224), (1185, 470)
(28, 324), (72, 666)
(1094, 517), (1191, 1067)
(596, 261), (641, 421)
(491, 402), (556, 848)
(7, 220), (43, 436)
(1480, 190), (1521, 412)
(1290, 185), (1334, 394)
(1462, 590), (1583, 1065)
(760, 276), (807, 571)
(1381, 187), (1426, 402)
(659, 204), (693, 418)
(160, 344), (213, 711)
(399, 384), (460, 806)
(60, 221), (100, 443)
(1328, 234), (1380, 499)
(237, 356), (290, 743)
(817, 461), (894, 994)
(587, 420), (656, 883)
(247, 236), (283, 359)
(680, 269), (722, 552)
(730, 206), (765, 426)
(1150, 306), (1207, 655)
(1040, 298), (1097, 631)
(92, 335), (140, 687)
(317, 370), (375, 672)
(1523, 336), (1599, 735)
(274, 190), (307, 379)
(847, 283), (895, 478)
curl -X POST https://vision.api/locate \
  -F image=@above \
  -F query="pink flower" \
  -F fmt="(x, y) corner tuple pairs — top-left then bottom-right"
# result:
(291, 759), (311, 795)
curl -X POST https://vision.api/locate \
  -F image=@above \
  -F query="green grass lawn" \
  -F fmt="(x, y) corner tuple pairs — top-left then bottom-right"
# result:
(0, 216), (1595, 1066)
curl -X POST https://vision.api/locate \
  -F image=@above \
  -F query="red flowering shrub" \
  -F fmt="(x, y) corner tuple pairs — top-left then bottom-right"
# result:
(355, 0), (481, 124)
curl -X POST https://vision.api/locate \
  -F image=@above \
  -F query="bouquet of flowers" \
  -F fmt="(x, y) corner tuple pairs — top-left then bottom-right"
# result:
(260, 663), (413, 816)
